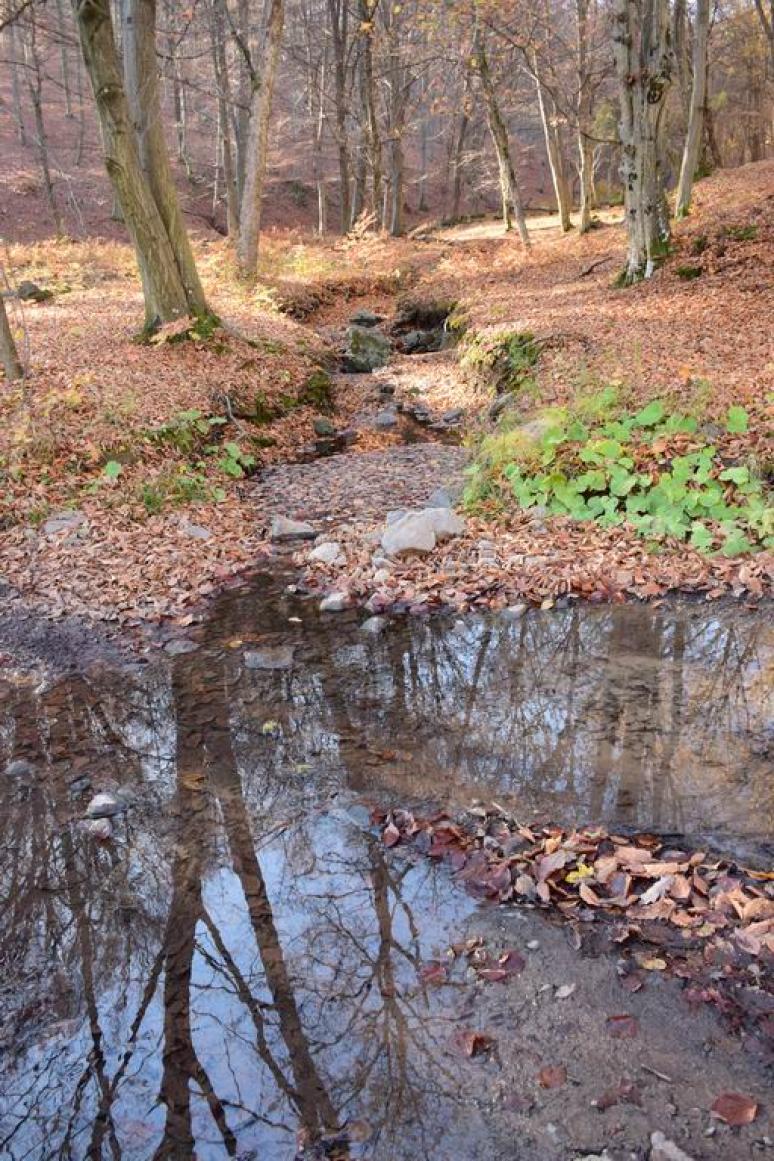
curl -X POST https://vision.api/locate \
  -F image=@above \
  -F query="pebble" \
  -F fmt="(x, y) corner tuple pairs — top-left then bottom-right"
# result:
(42, 510), (86, 536)
(179, 520), (212, 540)
(526, 940), (540, 950)
(5, 759), (35, 779)
(649, 1132), (696, 1161)
(85, 817), (113, 841)
(503, 603), (528, 619)
(164, 638), (199, 655)
(309, 541), (343, 565)
(373, 568), (392, 584)
(375, 410), (398, 430)
(86, 792), (125, 819)
(320, 592), (350, 613)
(270, 515), (316, 541)
(244, 645), (295, 670)
(360, 615), (389, 636)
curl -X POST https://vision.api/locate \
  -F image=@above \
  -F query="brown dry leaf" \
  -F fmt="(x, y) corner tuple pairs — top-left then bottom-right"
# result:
(383, 822), (401, 848)
(636, 955), (667, 971)
(710, 1092), (758, 1126)
(594, 855), (619, 884)
(419, 961), (448, 986)
(579, 882), (603, 907)
(606, 1014), (640, 1039)
(537, 850), (569, 882)
(538, 1065), (567, 1089)
(450, 1029), (495, 1058)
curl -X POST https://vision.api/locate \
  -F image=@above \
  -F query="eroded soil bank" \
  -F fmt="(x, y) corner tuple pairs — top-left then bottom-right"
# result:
(0, 575), (771, 1160)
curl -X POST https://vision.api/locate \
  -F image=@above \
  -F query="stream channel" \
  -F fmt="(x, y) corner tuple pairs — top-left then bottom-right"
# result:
(0, 576), (771, 1160)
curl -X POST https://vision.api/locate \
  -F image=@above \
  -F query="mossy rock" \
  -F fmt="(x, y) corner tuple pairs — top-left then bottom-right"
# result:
(298, 368), (335, 413)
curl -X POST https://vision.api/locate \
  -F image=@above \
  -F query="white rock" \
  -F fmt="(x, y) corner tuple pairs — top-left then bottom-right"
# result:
(309, 541), (343, 565)
(650, 1133), (696, 1161)
(381, 513), (436, 556)
(244, 646), (295, 670)
(43, 510), (86, 536)
(423, 506), (465, 541)
(180, 520), (212, 540)
(86, 817), (113, 841)
(270, 515), (316, 541)
(320, 592), (350, 612)
(385, 510), (408, 526)
(373, 568), (392, 584)
(86, 792), (124, 819)
(503, 603), (528, 620)
(360, 615), (389, 636)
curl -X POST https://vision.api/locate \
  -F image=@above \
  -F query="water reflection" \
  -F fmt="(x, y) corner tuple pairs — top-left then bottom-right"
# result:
(0, 581), (771, 1158)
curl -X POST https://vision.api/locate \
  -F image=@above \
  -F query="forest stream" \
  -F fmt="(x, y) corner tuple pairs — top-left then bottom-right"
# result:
(0, 578), (771, 1160)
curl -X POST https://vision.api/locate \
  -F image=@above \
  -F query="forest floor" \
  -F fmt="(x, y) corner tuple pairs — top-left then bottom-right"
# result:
(1, 160), (772, 637)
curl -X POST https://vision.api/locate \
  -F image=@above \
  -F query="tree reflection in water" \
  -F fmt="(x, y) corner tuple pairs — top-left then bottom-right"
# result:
(0, 588), (770, 1158)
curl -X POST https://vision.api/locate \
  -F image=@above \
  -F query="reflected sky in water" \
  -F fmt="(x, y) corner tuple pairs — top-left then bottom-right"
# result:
(0, 579), (771, 1158)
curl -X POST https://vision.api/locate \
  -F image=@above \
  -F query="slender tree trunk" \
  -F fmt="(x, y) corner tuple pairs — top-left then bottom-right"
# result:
(532, 51), (572, 231)
(675, 0), (709, 217)
(237, 0), (284, 277)
(24, 19), (65, 236)
(73, 0), (193, 326)
(449, 66), (473, 220)
(7, 20), (27, 145)
(612, 0), (674, 282)
(0, 295), (23, 382)
(124, 0), (208, 313)
(358, 0), (383, 221)
(55, 0), (75, 116)
(210, 0), (239, 235)
(472, 21), (530, 246)
(327, 0), (351, 233)
(576, 0), (595, 231)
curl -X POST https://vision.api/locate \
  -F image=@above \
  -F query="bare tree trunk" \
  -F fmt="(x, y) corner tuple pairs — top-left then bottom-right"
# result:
(753, 0), (774, 73)
(327, 0), (351, 232)
(73, 0), (193, 326)
(532, 50), (572, 231)
(358, 0), (383, 222)
(448, 66), (473, 220)
(576, 0), (595, 232)
(123, 0), (208, 313)
(24, 18), (65, 236)
(210, 0), (239, 235)
(55, 0), (75, 116)
(612, 0), (673, 282)
(237, 0), (284, 276)
(0, 295), (23, 382)
(472, 20), (530, 246)
(675, 0), (709, 217)
(7, 19), (27, 145)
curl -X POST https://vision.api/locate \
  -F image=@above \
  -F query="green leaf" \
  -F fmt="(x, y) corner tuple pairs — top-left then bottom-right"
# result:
(726, 405), (749, 434)
(721, 527), (755, 556)
(633, 400), (665, 427)
(718, 466), (750, 486)
(103, 460), (123, 479)
(689, 522), (714, 552)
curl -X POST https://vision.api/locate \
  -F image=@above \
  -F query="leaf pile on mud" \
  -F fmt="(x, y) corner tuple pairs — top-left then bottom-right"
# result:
(376, 805), (774, 1050)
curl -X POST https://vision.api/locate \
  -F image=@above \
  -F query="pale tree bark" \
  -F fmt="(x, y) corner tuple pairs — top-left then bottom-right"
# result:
(612, 0), (674, 282)
(237, 0), (284, 278)
(448, 65), (473, 220)
(123, 0), (207, 313)
(576, 0), (596, 232)
(327, 0), (351, 232)
(73, 0), (194, 326)
(531, 47), (572, 231)
(55, 0), (75, 116)
(358, 0), (383, 223)
(209, 0), (239, 235)
(675, 0), (710, 218)
(0, 295), (23, 382)
(472, 18), (530, 246)
(753, 0), (773, 75)
(24, 16), (65, 236)
(7, 18), (27, 145)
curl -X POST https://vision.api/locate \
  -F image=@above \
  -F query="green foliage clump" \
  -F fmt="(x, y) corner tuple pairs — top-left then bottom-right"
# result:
(675, 265), (703, 281)
(147, 409), (227, 452)
(466, 399), (771, 557)
(724, 224), (758, 242)
(461, 329), (541, 395)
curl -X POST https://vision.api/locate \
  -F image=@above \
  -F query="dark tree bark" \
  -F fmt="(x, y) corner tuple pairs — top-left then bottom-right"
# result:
(0, 294), (23, 381)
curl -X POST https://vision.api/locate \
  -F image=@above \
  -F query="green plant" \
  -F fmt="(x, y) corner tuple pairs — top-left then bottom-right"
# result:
(466, 400), (771, 556)
(724, 224), (758, 242)
(460, 329), (541, 395)
(147, 409), (226, 453)
(216, 441), (256, 478)
(675, 265), (703, 281)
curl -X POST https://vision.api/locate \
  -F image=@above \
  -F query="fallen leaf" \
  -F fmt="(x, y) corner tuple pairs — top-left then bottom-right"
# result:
(606, 1014), (639, 1039)
(383, 822), (400, 848)
(710, 1092), (758, 1126)
(450, 1029), (495, 1058)
(538, 1065), (567, 1089)
(419, 961), (447, 986)
(498, 949), (526, 975)
(555, 983), (576, 1000)
(636, 955), (667, 971)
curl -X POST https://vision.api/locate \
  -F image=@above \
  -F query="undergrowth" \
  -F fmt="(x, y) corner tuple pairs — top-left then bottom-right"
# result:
(466, 394), (772, 556)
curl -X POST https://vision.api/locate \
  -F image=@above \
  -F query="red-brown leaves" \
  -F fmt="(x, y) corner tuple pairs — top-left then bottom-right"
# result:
(450, 1029), (496, 1058)
(538, 1065), (567, 1089)
(710, 1092), (758, 1126)
(606, 1014), (640, 1039)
